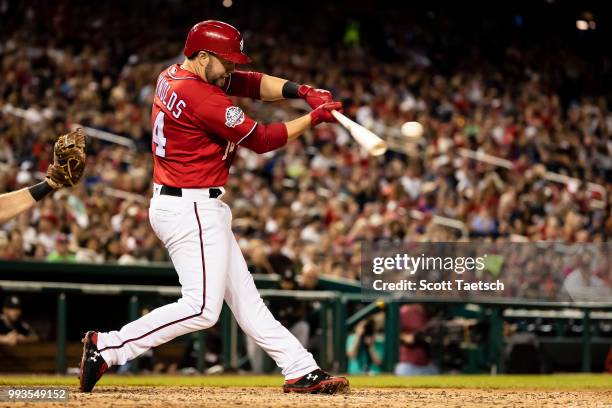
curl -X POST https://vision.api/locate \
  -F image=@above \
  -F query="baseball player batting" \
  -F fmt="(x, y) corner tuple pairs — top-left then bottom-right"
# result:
(79, 20), (348, 394)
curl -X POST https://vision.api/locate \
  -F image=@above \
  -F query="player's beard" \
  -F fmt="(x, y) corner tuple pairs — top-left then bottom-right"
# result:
(214, 77), (226, 87)
(206, 62), (225, 87)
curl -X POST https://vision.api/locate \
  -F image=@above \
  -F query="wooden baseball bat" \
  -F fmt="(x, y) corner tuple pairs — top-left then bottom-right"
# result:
(331, 110), (387, 156)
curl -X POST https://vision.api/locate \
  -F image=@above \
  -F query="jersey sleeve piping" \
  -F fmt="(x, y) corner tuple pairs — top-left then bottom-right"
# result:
(223, 75), (232, 92)
(236, 122), (258, 145)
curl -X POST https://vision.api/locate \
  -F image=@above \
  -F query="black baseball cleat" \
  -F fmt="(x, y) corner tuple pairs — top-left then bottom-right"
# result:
(79, 331), (108, 392)
(283, 368), (349, 394)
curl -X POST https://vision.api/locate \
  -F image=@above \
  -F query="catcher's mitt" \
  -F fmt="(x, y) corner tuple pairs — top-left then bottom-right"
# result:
(46, 128), (87, 189)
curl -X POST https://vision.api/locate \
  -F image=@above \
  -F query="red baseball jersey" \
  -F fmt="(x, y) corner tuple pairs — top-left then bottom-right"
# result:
(151, 64), (280, 188)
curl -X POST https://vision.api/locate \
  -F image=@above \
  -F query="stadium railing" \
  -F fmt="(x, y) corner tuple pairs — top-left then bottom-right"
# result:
(1, 260), (610, 374)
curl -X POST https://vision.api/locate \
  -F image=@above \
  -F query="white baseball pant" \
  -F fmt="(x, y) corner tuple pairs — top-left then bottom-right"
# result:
(96, 185), (318, 379)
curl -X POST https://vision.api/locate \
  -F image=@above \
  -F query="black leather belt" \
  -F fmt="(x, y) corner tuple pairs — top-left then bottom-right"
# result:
(160, 185), (222, 198)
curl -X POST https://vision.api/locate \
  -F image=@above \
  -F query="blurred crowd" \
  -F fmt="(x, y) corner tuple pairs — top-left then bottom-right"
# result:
(0, 1), (610, 285)
(370, 242), (610, 302)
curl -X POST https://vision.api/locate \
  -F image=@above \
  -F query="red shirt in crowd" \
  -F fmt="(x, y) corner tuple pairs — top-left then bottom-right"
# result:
(399, 304), (431, 366)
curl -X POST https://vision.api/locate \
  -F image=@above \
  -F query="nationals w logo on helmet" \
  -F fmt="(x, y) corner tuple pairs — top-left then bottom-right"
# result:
(225, 106), (245, 128)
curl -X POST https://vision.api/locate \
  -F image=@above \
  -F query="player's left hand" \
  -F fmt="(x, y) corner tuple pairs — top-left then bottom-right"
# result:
(46, 128), (87, 189)
(298, 85), (333, 109)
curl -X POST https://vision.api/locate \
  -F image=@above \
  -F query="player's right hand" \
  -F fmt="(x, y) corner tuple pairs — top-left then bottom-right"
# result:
(310, 101), (343, 126)
(298, 85), (333, 109)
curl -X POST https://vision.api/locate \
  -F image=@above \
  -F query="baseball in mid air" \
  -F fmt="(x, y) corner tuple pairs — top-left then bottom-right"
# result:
(400, 121), (424, 139)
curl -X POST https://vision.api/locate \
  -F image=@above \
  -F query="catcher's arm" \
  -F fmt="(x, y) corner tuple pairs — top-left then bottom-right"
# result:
(0, 128), (87, 224)
(0, 189), (38, 224)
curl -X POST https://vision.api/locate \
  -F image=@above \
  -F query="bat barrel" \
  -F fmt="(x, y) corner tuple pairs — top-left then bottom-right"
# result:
(331, 110), (387, 156)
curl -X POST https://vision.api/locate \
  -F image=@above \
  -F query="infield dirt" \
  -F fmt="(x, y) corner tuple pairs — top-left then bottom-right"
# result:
(3, 386), (611, 408)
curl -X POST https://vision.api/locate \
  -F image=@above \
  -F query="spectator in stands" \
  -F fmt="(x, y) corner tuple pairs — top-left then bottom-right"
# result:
(75, 236), (105, 263)
(395, 304), (438, 375)
(0, 295), (38, 346)
(346, 314), (385, 375)
(267, 235), (294, 277)
(562, 252), (608, 302)
(35, 212), (60, 254)
(46, 233), (76, 262)
(299, 263), (322, 290)
(246, 240), (275, 275)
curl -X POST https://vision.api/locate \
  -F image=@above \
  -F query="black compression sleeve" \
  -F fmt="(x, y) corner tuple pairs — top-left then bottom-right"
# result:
(282, 81), (300, 99)
(28, 180), (55, 202)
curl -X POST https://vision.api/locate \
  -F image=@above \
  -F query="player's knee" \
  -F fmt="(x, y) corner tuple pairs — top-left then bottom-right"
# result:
(203, 301), (223, 326)
(189, 306), (221, 330)
(178, 294), (202, 314)
(182, 298), (223, 328)
(178, 290), (223, 327)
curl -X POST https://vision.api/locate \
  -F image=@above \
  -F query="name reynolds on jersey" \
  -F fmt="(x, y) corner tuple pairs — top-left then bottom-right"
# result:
(155, 76), (186, 119)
